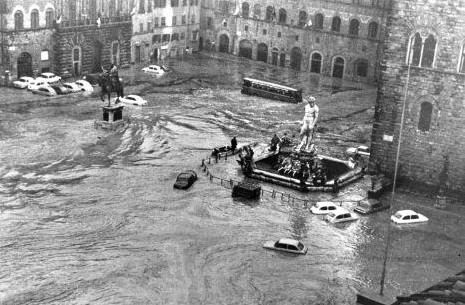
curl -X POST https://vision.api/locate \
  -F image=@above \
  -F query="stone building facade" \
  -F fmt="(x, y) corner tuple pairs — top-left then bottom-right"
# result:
(368, 0), (465, 192)
(200, 0), (391, 84)
(0, 0), (132, 78)
(130, 0), (201, 64)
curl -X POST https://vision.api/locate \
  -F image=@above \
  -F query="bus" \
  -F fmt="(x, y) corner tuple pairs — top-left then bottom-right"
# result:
(241, 78), (303, 103)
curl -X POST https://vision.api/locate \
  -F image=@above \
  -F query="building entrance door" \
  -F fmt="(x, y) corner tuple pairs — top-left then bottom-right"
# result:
(17, 52), (33, 77)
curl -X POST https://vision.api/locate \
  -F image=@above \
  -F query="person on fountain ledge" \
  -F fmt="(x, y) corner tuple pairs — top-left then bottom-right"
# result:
(297, 96), (319, 151)
(269, 133), (281, 152)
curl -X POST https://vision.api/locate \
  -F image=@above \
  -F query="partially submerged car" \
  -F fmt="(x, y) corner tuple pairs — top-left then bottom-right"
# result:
(263, 238), (307, 255)
(116, 95), (148, 106)
(142, 64), (166, 75)
(27, 78), (49, 91)
(346, 145), (370, 157)
(309, 201), (339, 215)
(75, 79), (94, 92)
(32, 86), (57, 96)
(63, 82), (82, 93)
(50, 84), (70, 95)
(13, 76), (34, 89)
(174, 170), (198, 189)
(38, 72), (61, 84)
(325, 208), (359, 224)
(354, 199), (390, 215)
(391, 210), (428, 224)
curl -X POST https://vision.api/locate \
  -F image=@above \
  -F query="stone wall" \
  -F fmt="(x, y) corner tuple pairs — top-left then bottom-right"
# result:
(53, 21), (132, 76)
(369, 2), (465, 193)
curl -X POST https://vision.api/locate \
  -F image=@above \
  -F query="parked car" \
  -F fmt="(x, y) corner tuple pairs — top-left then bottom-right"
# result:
(32, 86), (57, 96)
(13, 76), (34, 89)
(116, 95), (148, 106)
(142, 64), (166, 75)
(82, 74), (99, 86)
(63, 82), (82, 93)
(38, 72), (61, 84)
(354, 199), (390, 215)
(391, 210), (428, 224)
(325, 208), (359, 224)
(263, 238), (307, 255)
(309, 201), (339, 215)
(50, 84), (70, 95)
(173, 170), (197, 189)
(75, 79), (94, 92)
(27, 79), (49, 91)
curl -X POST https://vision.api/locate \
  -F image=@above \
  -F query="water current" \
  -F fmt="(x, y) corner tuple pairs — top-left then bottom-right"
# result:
(0, 53), (464, 305)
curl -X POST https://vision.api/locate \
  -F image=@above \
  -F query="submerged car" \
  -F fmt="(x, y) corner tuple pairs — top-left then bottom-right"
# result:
(309, 201), (339, 214)
(116, 95), (148, 106)
(354, 199), (390, 215)
(13, 76), (34, 89)
(27, 79), (49, 91)
(346, 145), (370, 157)
(63, 82), (81, 93)
(391, 210), (428, 224)
(325, 208), (358, 224)
(50, 84), (70, 95)
(32, 86), (57, 96)
(142, 64), (166, 75)
(263, 238), (307, 255)
(75, 79), (94, 92)
(174, 170), (198, 189)
(38, 72), (61, 84)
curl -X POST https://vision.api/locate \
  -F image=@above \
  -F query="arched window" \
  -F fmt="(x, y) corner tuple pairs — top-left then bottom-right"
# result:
(418, 102), (433, 131)
(278, 8), (286, 24)
(331, 16), (341, 32)
(459, 43), (465, 73)
(368, 21), (378, 39)
(298, 11), (307, 27)
(265, 6), (275, 21)
(242, 2), (249, 18)
(31, 9), (39, 29)
(408, 33), (437, 68)
(253, 4), (261, 19)
(45, 8), (54, 27)
(355, 59), (369, 77)
(314, 13), (324, 30)
(14, 10), (24, 30)
(349, 19), (360, 36)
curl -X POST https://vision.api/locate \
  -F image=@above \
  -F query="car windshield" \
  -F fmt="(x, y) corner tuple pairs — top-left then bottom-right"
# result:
(178, 173), (190, 179)
(393, 212), (402, 219)
(297, 242), (304, 250)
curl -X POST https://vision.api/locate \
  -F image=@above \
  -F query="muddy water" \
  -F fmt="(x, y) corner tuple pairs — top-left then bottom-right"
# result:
(0, 53), (463, 305)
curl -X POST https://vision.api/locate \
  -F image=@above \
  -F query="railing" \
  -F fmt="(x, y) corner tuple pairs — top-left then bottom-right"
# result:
(58, 15), (132, 28)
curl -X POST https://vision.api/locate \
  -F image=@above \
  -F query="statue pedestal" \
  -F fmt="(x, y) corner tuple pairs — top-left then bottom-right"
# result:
(94, 104), (125, 130)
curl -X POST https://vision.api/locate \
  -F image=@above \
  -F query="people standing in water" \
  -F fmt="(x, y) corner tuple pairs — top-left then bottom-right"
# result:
(297, 96), (319, 151)
(231, 136), (237, 152)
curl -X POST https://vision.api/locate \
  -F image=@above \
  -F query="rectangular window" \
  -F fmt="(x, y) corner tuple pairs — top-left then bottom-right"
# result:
(161, 17), (166, 26)
(139, 23), (144, 32)
(161, 0), (167, 6)
(262, 29), (267, 35)
(154, 17), (159, 27)
(245, 25), (249, 32)
(162, 34), (170, 42)
(180, 32), (185, 40)
(147, 21), (152, 31)
(41, 51), (49, 61)
(171, 0), (179, 6)
(152, 34), (161, 43)
(139, 0), (146, 13)
(172, 16), (177, 26)
(183, 0), (187, 5)
(192, 14), (196, 25)
(190, 0), (194, 4)
(295, 35), (299, 41)
(182, 15), (186, 25)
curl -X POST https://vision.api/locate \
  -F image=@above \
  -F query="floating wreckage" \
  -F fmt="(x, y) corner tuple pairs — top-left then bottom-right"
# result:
(236, 141), (366, 192)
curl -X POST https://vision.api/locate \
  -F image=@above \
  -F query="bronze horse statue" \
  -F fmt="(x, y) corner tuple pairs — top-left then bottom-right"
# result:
(98, 68), (124, 106)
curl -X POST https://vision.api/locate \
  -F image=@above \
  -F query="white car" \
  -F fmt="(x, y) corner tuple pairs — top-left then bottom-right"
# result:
(63, 82), (82, 93)
(263, 238), (307, 255)
(325, 208), (359, 224)
(310, 201), (339, 214)
(142, 64), (166, 75)
(32, 86), (57, 96)
(391, 210), (428, 224)
(27, 79), (49, 91)
(38, 72), (61, 84)
(116, 95), (148, 106)
(346, 145), (370, 157)
(13, 76), (34, 89)
(75, 79), (94, 92)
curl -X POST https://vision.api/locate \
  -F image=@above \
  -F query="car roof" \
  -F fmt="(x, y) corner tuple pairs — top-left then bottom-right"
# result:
(330, 208), (350, 215)
(41, 72), (54, 76)
(149, 65), (161, 68)
(396, 210), (416, 215)
(278, 238), (301, 246)
(127, 95), (139, 98)
(316, 201), (336, 207)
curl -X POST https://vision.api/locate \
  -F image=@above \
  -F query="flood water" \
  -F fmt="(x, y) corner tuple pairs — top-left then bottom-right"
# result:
(0, 53), (464, 305)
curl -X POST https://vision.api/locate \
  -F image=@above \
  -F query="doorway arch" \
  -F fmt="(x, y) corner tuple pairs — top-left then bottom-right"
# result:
(239, 39), (252, 59)
(257, 43), (268, 63)
(219, 34), (230, 53)
(332, 56), (345, 78)
(290, 47), (302, 70)
(17, 52), (33, 77)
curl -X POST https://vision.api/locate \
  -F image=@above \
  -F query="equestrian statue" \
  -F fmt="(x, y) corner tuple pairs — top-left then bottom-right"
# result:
(99, 64), (124, 107)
